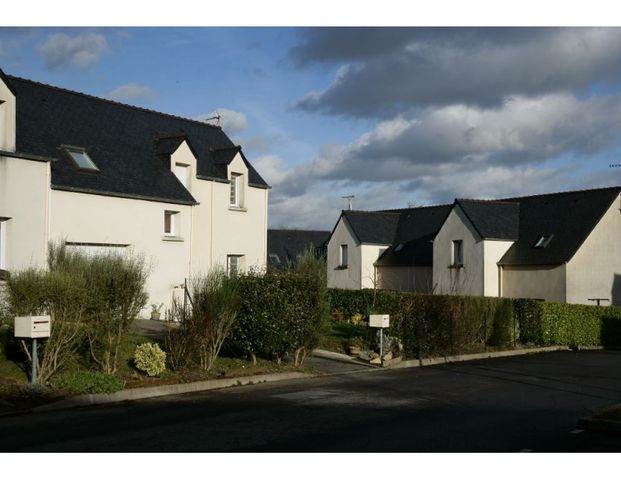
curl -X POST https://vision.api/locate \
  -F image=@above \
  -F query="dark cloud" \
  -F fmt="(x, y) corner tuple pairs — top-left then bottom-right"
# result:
(291, 28), (621, 117)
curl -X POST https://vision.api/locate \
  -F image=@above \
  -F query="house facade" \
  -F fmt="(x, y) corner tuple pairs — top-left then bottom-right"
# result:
(327, 187), (621, 306)
(0, 70), (269, 315)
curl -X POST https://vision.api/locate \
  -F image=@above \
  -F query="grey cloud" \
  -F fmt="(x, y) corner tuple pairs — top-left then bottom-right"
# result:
(274, 93), (621, 201)
(292, 28), (621, 117)
(37, 32), (107, 70)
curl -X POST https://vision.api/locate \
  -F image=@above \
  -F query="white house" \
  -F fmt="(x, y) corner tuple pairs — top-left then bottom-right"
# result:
(327, 186), (621, 306)
(0, 69), (270, 315)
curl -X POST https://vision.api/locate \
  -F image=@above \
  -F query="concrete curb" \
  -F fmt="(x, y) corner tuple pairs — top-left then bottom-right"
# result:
(312, 349), (380, 368)
(388, 345), (570, 369)
(32, 371), (314, 414)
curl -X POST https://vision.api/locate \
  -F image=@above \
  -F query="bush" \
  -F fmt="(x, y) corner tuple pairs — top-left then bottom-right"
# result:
(231, 252), (329, 366)
(49, 243), (149, 374)
(166, 269), (240, 371)
(50, 370), (124, 395)
(133, 342), (166, 376)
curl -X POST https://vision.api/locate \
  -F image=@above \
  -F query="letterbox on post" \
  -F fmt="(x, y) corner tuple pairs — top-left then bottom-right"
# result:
(369, 314), (390, 329)
(14, 316), (51, 339)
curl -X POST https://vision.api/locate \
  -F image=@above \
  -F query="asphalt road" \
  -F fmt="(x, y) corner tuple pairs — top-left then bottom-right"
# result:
(2, 350), (621, 452)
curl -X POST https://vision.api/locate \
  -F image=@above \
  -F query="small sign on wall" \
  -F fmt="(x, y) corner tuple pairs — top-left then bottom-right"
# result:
(369, 314), (390, 329)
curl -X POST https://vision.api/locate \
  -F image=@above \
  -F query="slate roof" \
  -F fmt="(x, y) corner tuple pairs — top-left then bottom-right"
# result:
(375, 205), (453, 267)
(267, 229), (330, 268)
(498, 186), (621, 265)
(6, 74), (269, 205)
(341, 211), (401, 245)
(455, 199), (520, 240)
(333, 186), (621, 268)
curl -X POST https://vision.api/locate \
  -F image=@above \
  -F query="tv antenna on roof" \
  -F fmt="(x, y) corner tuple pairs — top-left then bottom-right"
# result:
(202, 113), (221, 126)
(342, 195), (355, 211)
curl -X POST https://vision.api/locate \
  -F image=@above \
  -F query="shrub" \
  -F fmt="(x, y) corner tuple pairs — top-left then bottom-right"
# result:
(133, 342), (166, 376)
(6, 256), (87, 383)
(231, 253), (329, 366)
(166, 269), (240, 371)
(50, 370), (124, 395)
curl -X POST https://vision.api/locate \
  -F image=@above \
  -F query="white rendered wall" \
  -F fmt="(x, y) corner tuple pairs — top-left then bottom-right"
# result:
(327, 217), (362, 289)
(501, 264), (566, 302)
(360, 244), (389, 289)
(50, 189), (193, 316)
(376, 265), (433, 292)
(482, 240), (514, 297)
(566, 194), (621, 306)
(0, 155), (49, 270)
(0, 79), (16, 152)
(433, 206), (483, 296)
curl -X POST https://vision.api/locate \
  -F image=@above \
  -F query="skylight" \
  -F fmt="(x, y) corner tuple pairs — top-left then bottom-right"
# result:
(534, 235), (554, 248)
(269, 253), (281, 264)
(64, 147), (99, 172)
(394, 243), (405, 252)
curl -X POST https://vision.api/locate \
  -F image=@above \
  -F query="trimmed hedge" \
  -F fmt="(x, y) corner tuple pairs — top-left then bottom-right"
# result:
(328, 288), (621, 358)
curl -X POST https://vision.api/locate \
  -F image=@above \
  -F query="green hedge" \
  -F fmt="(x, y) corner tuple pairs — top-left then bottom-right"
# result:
(328, 288), (621, 357)
(231, 269), (328, 363)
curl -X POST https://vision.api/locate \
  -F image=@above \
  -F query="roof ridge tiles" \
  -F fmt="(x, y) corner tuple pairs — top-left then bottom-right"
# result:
(499, 185), (621, 202)
(456, 198), (520, 205)
(7, 74), (224, 130)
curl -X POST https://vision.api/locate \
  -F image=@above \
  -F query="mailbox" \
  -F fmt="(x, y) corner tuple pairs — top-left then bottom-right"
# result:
(369, 314), (390, 329)
(14, 315), (51, 339)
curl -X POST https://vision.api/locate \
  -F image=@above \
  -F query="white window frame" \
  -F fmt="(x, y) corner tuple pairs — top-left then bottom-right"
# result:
(340, 244), (348, 268)
(227, 254), (243, 277)
(452, 240), (463, 267)
(230, 172), (242, 207)
(164, 210), (178, 237)
(0, 219), (6, 270)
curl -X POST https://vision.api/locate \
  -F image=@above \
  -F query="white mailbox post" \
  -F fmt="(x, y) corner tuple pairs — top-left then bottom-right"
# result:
(369, 314), (390, 359)
(14, 315), (51, 384)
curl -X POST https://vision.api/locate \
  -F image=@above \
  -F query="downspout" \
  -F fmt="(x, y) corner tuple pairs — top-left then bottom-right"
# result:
(44, 160), (51, 268)
(209, 180), (214, 268)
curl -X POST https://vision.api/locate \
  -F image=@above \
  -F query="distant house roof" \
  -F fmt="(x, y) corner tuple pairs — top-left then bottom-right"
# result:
(330, 186), (621, 269)
(455, 199), (520, 241)
(329, 205), (452, 267)
(375, 205), (453, 267)
(267, 229), (330, 268)
(341, 210), (401, 245)
(5, 74), (269, 205)
(498, 186), (621, 266)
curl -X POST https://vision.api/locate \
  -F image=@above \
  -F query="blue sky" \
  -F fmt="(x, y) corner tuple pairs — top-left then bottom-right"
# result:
(1, 27), (621, 229)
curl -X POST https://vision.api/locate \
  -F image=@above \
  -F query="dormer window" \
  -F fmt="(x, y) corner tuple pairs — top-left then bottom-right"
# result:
(63, 146), (99, 172)
(534, 235), (554, 248)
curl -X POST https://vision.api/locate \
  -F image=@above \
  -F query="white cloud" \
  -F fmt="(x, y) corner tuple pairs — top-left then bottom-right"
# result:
(37, 32), (107, 70)
(106, 83), (156, 102)
(197, 108), (248, 133)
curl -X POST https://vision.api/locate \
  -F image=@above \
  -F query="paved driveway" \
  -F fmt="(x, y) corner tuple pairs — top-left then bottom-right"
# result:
(1, 350), (621, 452)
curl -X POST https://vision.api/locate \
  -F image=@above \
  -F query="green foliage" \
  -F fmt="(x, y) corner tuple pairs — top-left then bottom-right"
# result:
(166, 269), (240, 371)
(48, 243), (149, 374)
(514, 299), (544, 345)
(133, 342), (166, 376)
(50, 370), (124, 395)
(231, 253), (329, 366)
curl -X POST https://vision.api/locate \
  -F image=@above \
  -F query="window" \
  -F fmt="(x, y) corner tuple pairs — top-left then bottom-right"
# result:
(452, 240), (463, 267)
(0, 219), (6, 270)
(227, 255), (243, 276)
(64, 146), (99, 172)
(394, 243), (405, 252)
(174, 163), (190, 189)
(230, 173), (242, 207)
(164, 210), (179, 237)
(340, 244), (348, 268)
(534, 234), (554, 248)
(269, 253), (281, 265)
